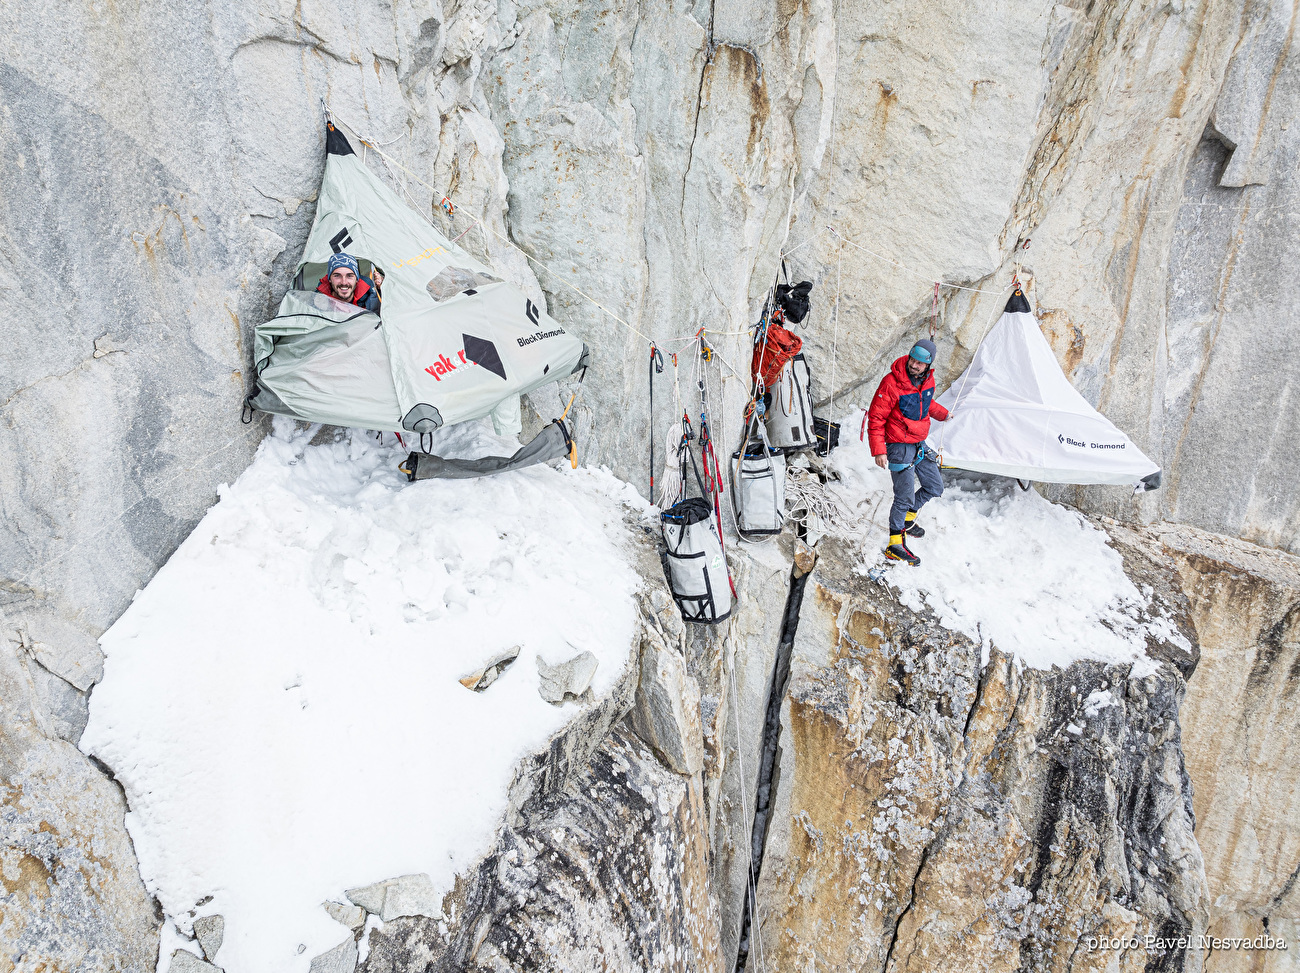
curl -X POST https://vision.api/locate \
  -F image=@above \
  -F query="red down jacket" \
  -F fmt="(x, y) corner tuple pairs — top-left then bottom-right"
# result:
(751, 322), (802, 391)
(865, 356), (949, 456)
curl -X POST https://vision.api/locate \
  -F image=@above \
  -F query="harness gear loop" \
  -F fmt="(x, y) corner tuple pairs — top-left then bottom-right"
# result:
(420, 431), (433, 453)
(241, 395), (255, 424)
(887, 441), (928, 473)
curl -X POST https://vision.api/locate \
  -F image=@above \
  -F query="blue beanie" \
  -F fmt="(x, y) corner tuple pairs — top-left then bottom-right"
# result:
(327, 252), (359, 277)
(909, 339), (937, 364)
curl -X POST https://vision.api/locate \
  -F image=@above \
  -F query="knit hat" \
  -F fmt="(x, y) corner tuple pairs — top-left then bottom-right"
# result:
(327, 252), (359, 277)
(909, 338), (937, 365)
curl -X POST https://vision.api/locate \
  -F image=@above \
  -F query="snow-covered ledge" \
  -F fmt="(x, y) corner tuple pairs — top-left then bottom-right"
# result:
(80, 420), (660, 973)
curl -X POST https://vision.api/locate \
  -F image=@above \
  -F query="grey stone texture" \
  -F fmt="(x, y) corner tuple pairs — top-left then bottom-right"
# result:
(752, 536), (1210, 971)
(3, 0), (1299, 967)
(0, 640), (158, 971)
(169, 949), (222, 973)
(193, 913), (224, 963)
(534, 650), (599, 705)
(308, 937), (358, 973)
(358, 728), (720, 973)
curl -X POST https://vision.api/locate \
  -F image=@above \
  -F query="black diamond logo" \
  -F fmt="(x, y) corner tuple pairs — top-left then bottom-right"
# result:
(329, 227), (353, 253)
(1058, 433), (1064, 444)
(463, 334), (506, 380)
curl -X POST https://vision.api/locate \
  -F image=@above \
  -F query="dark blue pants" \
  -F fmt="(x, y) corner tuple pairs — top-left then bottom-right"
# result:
(886, 442), (943, 532)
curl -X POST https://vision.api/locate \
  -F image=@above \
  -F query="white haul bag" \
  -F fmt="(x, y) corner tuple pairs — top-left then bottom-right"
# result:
(732, 419), (785, 539)
(765, 353), (814, 451)
(660, 446), (732, 624)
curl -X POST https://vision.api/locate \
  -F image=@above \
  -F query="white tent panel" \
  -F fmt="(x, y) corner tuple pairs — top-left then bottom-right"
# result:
(251, 121), (586, 433)
(935, 294), (1160, 488)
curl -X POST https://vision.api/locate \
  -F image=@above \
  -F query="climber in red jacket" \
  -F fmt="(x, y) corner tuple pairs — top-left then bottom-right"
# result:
(865, 339), (949, 565)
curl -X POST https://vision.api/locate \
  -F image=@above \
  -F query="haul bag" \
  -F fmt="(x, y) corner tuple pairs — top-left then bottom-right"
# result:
(661, 498), (732, 624)
(813, 416), (840, 456)
(764, 353), (814, 451)
(732, 421), (785, 538)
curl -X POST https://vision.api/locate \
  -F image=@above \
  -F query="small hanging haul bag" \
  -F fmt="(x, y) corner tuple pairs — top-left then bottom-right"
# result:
(765, 353), (814, 451)
(813, 416), (840, 456)
(661, 446), (732, 624)
(662, 499), (732, 624)
(732, 418), (785, 539)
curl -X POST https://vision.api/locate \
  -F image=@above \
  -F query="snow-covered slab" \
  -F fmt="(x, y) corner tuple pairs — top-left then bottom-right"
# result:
(81, 419), (646, 973)
(823, 410), (1190, 671)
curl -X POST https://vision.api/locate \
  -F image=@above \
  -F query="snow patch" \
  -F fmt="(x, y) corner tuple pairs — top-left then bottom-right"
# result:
(828, 410), (1169, 671)
(82, 418), (644, 973)
(1083, 689), (1117, 718)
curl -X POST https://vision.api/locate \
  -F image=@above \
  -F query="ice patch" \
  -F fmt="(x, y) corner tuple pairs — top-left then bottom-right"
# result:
(81, 418), (644, 973)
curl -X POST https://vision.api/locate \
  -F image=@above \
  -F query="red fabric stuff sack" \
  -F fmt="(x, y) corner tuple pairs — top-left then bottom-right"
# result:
(752, 322), (802, 391)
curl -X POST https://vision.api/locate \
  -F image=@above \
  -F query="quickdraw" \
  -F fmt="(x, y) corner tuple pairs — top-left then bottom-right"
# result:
(438, 195), (454, 217)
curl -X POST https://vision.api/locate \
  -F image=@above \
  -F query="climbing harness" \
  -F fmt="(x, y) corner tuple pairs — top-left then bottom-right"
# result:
(887, 442), (929, 473)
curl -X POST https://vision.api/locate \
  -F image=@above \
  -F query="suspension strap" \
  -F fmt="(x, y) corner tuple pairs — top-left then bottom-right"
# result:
(649, 343), (663, 499)
(929, 282), (940, 340)
(697, 368), (737, 597)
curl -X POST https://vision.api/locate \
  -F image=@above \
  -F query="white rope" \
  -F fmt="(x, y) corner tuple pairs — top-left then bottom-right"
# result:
(657, 357), (685, 507)
(783, 468), (870, 538)
(830, 242), (843, 414)
(778, 224), (829, 260)
(705, 351), (743, 538)
(727, 643), (769, 973)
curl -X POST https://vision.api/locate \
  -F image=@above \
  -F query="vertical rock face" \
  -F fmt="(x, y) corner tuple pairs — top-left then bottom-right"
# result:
(4, 0), (1300, 968)
(359, 727), (720, 973)
(12, 0), (1295, 700)
(685, 543), (794, 966)
(0, 640), (158, 971)
(752, 538), (1208, 973)
(1159, 524), (1300, 971)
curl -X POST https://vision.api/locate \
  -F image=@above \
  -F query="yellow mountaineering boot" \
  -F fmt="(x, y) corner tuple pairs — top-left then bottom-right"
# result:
(884, 532), (920, 566)
(903, 510), (925, 538)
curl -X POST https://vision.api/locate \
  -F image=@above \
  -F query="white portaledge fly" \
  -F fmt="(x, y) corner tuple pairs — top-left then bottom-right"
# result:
(247, 119), (589, 437)
(936, 290), (1161, 491)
